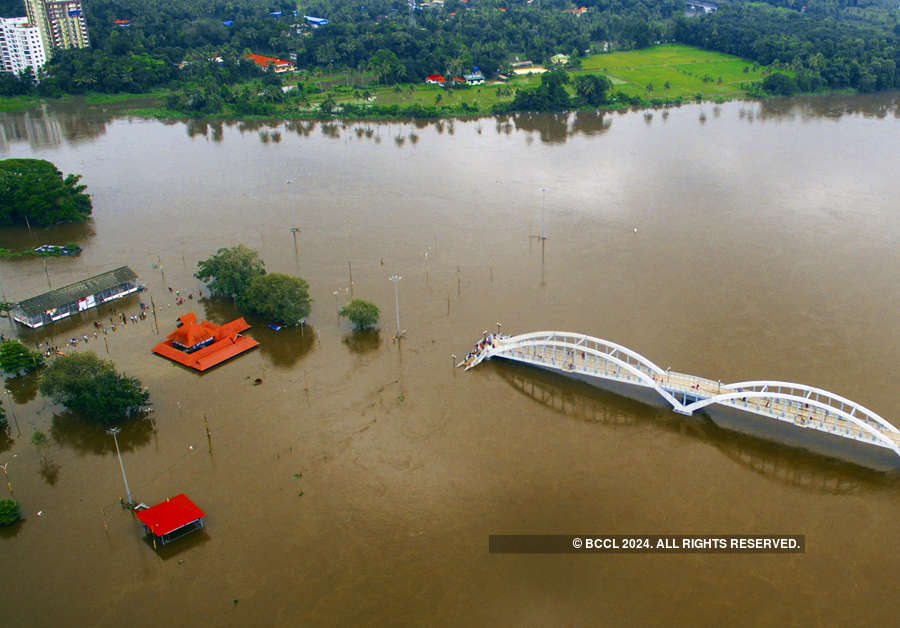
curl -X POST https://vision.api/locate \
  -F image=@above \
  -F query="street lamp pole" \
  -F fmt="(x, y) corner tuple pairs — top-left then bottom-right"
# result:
(540, 187), (548, 240)
(107, 427), (132, 505)
(389, 274), (405, 338)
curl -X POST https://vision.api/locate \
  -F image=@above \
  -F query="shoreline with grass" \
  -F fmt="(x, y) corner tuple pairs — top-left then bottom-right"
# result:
(0, 45), (833, 121)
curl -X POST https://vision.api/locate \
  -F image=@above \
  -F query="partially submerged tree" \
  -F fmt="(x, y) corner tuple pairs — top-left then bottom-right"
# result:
(240, 273), (311, 325)
(0, 158), (92, 227)
(195, 244), (265, 299)
(38, 353), (149, 426)
(0, 499), (20, 526)
(0, 340), (44, 376)
(31, 430), (50, 459)
(339, 299), (380, 330)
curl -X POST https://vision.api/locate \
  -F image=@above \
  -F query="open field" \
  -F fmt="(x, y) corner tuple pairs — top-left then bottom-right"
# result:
(0, 45), (776, 118)
(325, 45), (769, 112)
(577, 44), (768, 99)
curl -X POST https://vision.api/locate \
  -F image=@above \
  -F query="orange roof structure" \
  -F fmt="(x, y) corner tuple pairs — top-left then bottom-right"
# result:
(152, 312), (259, 371)
(245, 53), (295, 72)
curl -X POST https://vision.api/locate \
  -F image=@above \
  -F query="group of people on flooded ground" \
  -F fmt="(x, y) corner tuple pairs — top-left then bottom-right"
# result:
(26, 286), (196, 357)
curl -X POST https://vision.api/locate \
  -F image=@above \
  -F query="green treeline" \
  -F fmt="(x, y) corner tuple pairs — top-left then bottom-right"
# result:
(0, 159), (92, 227)
(0, 1), (898, 102)
(674, 3), (900, 93)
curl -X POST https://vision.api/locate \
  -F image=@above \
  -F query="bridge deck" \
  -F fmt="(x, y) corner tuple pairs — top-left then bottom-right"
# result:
(461, 332), (900, 455)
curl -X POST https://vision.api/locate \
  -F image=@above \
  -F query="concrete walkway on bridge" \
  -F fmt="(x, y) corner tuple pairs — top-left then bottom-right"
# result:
(461, 331), (900, 455)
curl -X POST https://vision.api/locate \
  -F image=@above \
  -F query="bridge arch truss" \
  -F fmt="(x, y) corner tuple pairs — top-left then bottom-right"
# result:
(465, 331), (900, 459)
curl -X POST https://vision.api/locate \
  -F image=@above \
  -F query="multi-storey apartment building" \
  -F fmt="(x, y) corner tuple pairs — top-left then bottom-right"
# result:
(24, 0), (89, 58)
(0, 16), (47, 75)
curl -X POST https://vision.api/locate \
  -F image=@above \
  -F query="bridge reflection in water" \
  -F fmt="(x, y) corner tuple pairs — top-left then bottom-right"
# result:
(464, 331), (900, 472)
(491, 361), (895, 494)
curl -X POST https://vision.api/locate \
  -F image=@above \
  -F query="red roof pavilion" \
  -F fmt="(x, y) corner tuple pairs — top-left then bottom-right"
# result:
(152, 312), (259, 371)
(134, 494), (206, 543)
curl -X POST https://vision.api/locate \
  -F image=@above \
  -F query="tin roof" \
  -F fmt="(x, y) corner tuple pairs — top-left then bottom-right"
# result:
(134, 494), (206, 537)
(15, 266), (138, 316)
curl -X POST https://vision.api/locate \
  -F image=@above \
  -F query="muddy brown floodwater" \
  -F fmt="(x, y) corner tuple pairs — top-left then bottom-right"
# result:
(0, 93), (898, 626)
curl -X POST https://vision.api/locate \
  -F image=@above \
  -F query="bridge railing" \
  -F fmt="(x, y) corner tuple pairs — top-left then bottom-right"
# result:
(468, 330), (900, 457)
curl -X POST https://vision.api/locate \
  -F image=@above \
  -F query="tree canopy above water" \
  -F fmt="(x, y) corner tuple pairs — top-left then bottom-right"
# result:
(38, 353), (149, 427)
(0, 159), (92, 227)
(195, 244), (266, 299)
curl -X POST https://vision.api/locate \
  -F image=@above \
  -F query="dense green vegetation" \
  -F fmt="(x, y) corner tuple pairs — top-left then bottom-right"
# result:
(1, 1), (898, 112)
(196, 246), (311, 325)
(195, 244), (265, 299)
(0, 498), (20, 526)
(38, 353), (149, 426)
(0, 340), (44, 376)
(339, 299), (380, 330)
(241, 272), (311, 325)
(0, 159), (92, 227)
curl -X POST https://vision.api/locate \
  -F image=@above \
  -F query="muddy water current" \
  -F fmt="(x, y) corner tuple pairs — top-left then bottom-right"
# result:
(0, 94), (898, 626)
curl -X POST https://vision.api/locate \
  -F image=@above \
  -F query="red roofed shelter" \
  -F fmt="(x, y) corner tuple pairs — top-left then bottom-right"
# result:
(134, 494), (206, 545)
(152, 312), (259, 371)
(245, 53), (295, 73)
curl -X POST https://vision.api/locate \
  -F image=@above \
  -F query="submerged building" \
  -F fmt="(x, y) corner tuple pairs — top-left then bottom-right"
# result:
(12, 266), (140, 328)
(152, 312), (259, 371)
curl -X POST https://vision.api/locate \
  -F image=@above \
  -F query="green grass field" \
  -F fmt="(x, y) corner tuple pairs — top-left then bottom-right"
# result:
(0, 45), (769, 118)
(323, 44), (767, 112)
(577, 44), (766, 99)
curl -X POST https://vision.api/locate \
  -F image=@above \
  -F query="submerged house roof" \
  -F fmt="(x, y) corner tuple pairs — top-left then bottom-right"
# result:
(153, 312), (259, 371)
(16, 266), (138, 317)
(134, 494), (205, 537)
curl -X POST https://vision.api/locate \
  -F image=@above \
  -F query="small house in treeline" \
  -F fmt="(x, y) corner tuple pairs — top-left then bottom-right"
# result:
(12, 266), (140, 328)
(245, 53), (295, 73)
(464, 70), (485, 85)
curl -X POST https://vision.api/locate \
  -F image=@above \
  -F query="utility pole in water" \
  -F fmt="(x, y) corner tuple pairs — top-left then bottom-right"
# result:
(107, 427), (132, 505)
(389, 274), (406, 339)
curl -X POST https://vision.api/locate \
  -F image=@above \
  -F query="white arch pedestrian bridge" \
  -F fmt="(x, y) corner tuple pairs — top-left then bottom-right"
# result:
(462, 331), (900, 461)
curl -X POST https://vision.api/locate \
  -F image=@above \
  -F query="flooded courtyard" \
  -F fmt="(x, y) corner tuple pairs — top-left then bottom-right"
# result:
(0, 93), (898, 625)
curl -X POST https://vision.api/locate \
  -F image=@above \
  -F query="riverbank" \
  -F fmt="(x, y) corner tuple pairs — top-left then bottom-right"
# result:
(1, 45), (783, 120)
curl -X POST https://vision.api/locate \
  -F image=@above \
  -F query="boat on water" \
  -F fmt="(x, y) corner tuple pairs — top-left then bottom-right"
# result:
(461, 330), (900, 472)
(33, 244), (81, 255)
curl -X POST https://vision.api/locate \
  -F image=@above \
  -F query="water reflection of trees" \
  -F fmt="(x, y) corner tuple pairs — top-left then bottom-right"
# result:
(494, 361), (894, 494)
(251, 322), (315, 368)
(755, 92), (899, 121)
(0, 104), (111, 151)
(198, 297), (315, 367)
(342, 329), (381, 354)
(4, 371), (38, 404)
(39, 457), (61, 485)
(0, 427), (13, 453)
(0, 216), (96, 251)
(50, 411), (153, 455)
(0, 517), (24, 538)
(198, 297), (241, 325)
(505, 110), (612, 143)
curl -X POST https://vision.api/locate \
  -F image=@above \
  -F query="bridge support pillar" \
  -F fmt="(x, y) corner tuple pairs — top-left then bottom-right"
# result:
(673, 408), (694, 416)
